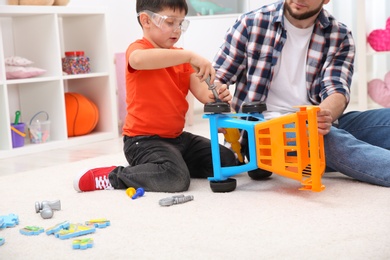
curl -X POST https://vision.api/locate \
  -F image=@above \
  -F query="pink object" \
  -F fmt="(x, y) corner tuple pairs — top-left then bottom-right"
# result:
(115, 52), (126, 132)
(367, 18), (390, 52)
(368, 71), (390, 107)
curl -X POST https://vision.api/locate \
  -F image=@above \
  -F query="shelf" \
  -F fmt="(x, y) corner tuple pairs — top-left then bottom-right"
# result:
(0, 6), (118, 159)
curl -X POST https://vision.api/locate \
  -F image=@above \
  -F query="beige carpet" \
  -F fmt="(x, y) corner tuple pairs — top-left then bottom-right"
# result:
(0, 152), (389, 259)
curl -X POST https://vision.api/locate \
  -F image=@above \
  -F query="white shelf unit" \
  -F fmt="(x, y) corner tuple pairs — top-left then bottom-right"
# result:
(355, 0), (390, 111)
(0, 6), (118, 159)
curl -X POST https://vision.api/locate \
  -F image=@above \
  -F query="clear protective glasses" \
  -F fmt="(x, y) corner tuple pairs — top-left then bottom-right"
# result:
(138, 10), (190, 33)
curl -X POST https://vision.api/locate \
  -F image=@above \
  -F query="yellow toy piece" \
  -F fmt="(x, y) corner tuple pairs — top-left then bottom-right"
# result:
(85, 218), (110, 228)
(224, 128), (243, 163)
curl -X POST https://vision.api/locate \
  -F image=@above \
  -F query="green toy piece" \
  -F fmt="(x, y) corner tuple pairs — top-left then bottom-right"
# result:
(20, 226), (44, 236)
(0, 237), (4, 246)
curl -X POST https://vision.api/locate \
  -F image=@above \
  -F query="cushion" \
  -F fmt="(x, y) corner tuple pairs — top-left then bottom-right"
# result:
(367, 18), (390, 52)
(6, 65), (46, 79)
(65, 92), (99, 137)
(5, 56), (34, 66)
(368, 71), (390, 108)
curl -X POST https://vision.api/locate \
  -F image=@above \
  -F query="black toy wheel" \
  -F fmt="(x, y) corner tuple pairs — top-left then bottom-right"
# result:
(242, 101), (267, 113)
(210, 178), (237, 193)
(204, 102), (231, 113)
(248, 168), (273, 180)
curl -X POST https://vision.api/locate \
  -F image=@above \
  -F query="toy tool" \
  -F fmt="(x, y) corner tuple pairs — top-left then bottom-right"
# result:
(14, 110), (21, 124)
(159, 194), (194, 206)
(35, 200), (61, 219)
(126, 187), (145, 199)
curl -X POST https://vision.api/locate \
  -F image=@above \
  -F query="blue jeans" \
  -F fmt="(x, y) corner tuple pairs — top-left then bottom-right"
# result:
(108, 131), (236, 192)
(325, 108), (390, 187)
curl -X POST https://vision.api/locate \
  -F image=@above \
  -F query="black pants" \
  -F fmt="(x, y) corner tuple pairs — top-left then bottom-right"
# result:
(108, 131), (236, 192)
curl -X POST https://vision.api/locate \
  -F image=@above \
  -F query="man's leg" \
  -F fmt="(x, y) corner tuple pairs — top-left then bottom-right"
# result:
(324, 109), (390, 187)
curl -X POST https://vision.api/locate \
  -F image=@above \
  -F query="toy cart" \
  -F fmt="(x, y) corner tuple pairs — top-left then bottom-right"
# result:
(203, 101), (326, 192)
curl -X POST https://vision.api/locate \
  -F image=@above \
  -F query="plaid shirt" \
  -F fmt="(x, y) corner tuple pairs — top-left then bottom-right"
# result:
(213, 0), (355, 113)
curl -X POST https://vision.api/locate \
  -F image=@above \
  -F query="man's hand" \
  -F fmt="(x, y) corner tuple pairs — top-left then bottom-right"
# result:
(208, 83), (231, 102)
(317, 109), (333, 135)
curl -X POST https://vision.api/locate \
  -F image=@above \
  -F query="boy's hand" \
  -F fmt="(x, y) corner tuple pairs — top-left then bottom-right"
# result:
(189, 53), (216, 83)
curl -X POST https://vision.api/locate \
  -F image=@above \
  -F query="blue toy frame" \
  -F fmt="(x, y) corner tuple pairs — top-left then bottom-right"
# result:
(203, 112), (265, 182)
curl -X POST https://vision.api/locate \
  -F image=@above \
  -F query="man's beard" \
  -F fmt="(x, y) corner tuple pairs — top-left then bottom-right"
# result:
(284, 1), (324, 20)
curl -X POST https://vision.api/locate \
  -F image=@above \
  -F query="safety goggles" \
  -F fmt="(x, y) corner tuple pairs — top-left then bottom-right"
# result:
(138, 10), (190, 33)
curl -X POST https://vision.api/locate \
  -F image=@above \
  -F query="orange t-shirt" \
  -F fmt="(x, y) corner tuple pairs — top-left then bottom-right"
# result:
(123, 38), (195, 138)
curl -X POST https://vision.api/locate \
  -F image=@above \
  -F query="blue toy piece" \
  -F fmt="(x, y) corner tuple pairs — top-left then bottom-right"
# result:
(0, 214), (19, 228)
(85, 219), (110, 228)
(0, 217), (4, 228)
(20, 226), (44, 236)
(72, 238), (94, 250)
(55, 223), (96, 240)
(45, 221), (70, 235)
(0, 237), (4, 246)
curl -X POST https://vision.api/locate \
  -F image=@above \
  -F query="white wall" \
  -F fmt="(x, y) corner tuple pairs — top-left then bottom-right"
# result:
(2, 0), (389, 112)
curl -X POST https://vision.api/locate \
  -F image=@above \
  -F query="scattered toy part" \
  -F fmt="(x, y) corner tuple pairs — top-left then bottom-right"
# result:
(0, 237), (4, 246)
(35, 200), (61, 219)
(159, 194), (194, 206)
(72, 238), (94, 250)
(85, 218), (111, 228)
(20, 226), (45, 236)
(54, 223), (96, 240)
(126, 187), (145, 199)
(0, 213), (19, 228)
(46, 221), (71, 235)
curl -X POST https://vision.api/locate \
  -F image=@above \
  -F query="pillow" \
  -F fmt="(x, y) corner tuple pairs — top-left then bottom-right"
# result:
(367, 18), (390, 52)
(6, 65), (46, 80)
(368, 71), (390, 108)
(4, 56), (34, 66)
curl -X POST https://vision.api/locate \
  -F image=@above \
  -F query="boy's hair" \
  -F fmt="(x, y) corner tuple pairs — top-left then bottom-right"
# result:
(136, 0), (188, 26)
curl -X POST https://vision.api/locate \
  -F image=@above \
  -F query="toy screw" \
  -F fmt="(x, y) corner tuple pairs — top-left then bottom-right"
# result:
(126, 187), (145, 200)
(205, 77), (221, 101)
(159, 194), (194, 206)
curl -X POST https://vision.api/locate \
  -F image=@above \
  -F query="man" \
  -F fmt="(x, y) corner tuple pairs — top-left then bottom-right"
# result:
(213, 0), (390, 187)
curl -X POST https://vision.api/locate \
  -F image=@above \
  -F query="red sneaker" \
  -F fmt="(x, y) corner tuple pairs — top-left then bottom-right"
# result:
(73, 166), (116, 192)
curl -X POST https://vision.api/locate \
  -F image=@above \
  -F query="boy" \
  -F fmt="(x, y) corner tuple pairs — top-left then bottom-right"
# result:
(73, 0), (236, 193)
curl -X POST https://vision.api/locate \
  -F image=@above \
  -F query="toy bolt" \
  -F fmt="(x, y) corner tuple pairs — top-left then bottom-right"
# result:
(126, 187), (145, 200)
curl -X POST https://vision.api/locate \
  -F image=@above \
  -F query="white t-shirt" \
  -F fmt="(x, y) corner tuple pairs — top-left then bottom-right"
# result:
(263, 16), (314, 120)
